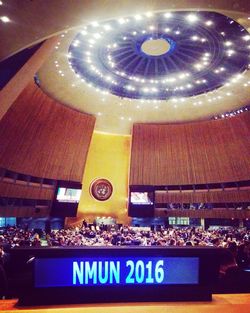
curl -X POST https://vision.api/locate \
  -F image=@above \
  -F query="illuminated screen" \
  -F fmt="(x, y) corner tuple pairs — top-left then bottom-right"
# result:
(130, 192), (153, 205)
(34, 257), (199, 287)
(56, 187), (81, 203)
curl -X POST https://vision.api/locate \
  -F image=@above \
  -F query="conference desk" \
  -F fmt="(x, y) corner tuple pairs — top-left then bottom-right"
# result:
(0, 294), (250, 313)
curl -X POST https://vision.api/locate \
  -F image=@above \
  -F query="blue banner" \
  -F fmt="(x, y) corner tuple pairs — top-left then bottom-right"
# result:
(35, 257), (199, 287)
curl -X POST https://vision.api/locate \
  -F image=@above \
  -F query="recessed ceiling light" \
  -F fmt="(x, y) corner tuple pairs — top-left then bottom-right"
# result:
(91, 21), (99, 27)
(0, 16), (10, 23)
(134, 15), (142, 20)
(186, 14), (198, 23)
(145, 12), (153, 18)
(103, 24), (111, 31)
(118, 18), (126, 24)
(205, 20), (213, 26)
(191, 35), (199, 41)
(227, 49), (235, 56)
(243, 35), (250, 41)
(0, 1), (3, 6)
(164, 12), (172, 18)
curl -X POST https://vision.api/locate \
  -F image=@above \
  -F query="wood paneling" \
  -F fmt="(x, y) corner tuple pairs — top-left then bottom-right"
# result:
(155, 209), (250, 219)
(155, 190), (250, 204)
(130, 112), (250, 185)
(0, 181), (54, 200)
(0, 82), (95, 182)
(0, 206), (50, 217)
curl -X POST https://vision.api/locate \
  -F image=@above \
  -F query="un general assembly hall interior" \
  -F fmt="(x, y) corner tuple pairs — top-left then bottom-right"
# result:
(0, 0), (250, 310)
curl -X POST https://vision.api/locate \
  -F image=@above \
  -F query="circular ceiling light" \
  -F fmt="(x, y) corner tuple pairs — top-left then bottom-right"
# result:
(141, 38), (171, 56)
(68, 11), (250, 100)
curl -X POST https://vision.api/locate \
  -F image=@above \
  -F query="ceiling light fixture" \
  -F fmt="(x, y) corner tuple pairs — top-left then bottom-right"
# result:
(0, 16), (10, 23)
(186, 14), (198, 23)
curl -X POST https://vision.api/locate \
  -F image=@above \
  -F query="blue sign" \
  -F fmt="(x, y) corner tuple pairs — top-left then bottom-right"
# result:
(34, 257), (199, 287)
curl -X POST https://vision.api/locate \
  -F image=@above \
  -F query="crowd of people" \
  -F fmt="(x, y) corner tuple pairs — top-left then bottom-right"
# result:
(0, 224), (249, 267)
(0, 224), (250, 297)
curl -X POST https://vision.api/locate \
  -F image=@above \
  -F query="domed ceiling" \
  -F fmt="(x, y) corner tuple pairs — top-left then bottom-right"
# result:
(67, 11), (249, 100)
(1, 1), (250, 134)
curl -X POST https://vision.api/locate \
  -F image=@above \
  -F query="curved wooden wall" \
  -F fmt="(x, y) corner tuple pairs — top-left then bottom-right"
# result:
(130, 112), (250, 185)
(0, 206), (50, 218)
(0, 82), (95, 182)
(155, 190), (250, 204)
(155, 209), (250, 219)
(0, 181), (54, 200)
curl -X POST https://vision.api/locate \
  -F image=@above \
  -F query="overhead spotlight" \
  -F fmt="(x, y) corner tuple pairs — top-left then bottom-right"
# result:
(205, 20), (213, 26)
(145, 12), (153, 17)
(134, 14), (142, 20)
(103, 24), (111, 31)
(227, 49), (235, 56)
(186, 14), (198, 23)
(191, 35), (199, 41)
(91, 21), (99, 27)
(118, 18), (126, 24)
(0, 16), (10, 23)
(0, 1), (3, 5)
(164, 12), (172, 18)
(243, 35), (250, 41)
